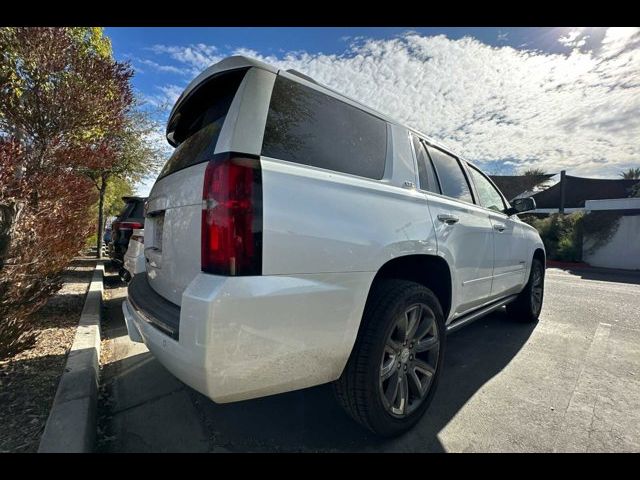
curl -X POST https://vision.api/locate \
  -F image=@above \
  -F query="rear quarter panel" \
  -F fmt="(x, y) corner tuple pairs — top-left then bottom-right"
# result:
(260, 157), (438, 275)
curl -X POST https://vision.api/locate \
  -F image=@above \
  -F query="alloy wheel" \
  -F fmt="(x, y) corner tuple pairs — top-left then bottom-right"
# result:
(379, 303), (440, 417)
(531, 264), (544, 315)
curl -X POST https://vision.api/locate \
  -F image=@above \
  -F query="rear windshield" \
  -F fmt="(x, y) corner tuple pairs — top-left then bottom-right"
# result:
(118, 200), (144, 220)
(262, 76), (387, 180)
(158, 69), (248, 180)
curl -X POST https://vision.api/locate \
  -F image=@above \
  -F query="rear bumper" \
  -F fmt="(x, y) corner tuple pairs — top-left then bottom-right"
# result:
(123, 252), (145, 277)
(123, 271), (374, 403)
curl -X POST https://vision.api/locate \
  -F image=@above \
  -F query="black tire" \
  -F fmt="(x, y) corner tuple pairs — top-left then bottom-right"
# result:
(506, 258), (545, 323)
(333, 279), (446, 437)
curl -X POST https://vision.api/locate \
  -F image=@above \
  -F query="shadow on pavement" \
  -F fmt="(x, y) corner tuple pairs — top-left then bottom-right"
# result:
(100, 283), (536, 452)
(185, 308), (536, 452)
(561, 268), (640, 286)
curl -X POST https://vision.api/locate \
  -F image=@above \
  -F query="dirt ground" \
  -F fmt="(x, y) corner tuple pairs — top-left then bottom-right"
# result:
(0, 254), (95, 453)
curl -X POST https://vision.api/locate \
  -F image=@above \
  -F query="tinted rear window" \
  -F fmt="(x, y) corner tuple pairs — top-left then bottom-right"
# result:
(426, 146), (474, 204)
(262, 76), (387, 180)
(117, 200), (144, 220)
(158, 69), (248, 179)
(412, 135), (440, 194)
(130, 201), (144, 219)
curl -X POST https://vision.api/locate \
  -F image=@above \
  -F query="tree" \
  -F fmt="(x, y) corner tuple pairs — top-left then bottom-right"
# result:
(86, 176), (134, 248)
(521, 168), (553, 191)
(620, 168), (640, 180)
(0, 27), (133, 359)
(522, 168), (547, 176)
(80, 108), (164, 258)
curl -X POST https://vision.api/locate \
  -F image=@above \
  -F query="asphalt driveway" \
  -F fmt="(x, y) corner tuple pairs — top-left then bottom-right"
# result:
(97, 266), (640, 452)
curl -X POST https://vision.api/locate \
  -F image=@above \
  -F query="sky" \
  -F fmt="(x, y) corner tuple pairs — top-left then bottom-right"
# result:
(104, 27), (640, 196)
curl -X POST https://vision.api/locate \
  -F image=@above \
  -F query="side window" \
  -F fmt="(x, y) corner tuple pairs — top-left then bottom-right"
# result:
(262, 76), (387, 180)
(467, 165), (507, 212)
(411, 135), (440, 194)
(426, 146), (474, 203)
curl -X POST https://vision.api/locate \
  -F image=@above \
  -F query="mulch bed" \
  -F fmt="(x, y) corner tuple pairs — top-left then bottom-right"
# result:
(0, 254), (96, 453)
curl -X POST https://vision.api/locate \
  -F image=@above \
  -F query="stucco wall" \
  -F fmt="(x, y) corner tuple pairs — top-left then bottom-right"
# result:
(583, 215), (640, 270)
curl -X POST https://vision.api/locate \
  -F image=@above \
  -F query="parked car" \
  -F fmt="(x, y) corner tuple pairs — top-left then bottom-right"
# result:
(108, 196), (146, 268)
(123, 56), (545, 437)
(121, 228), (145, 282)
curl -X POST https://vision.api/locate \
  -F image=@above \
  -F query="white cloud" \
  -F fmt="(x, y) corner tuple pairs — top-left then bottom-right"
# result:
(600, 27), (640, 59)
(558, 28), (587, 49)
(136, 58), (190, 75)
(142, 84), (185, 111)
(142, 29), (640, 179)
(149, 44), (222, 71)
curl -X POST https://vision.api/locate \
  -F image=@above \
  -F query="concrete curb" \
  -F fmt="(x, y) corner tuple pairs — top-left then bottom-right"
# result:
(38, 262), (104, 453)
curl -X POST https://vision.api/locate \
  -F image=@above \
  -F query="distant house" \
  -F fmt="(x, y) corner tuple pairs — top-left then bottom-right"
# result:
(523, 173), (640, 270)
(489, 174), (555, 202)
(530, 175), (640, 212)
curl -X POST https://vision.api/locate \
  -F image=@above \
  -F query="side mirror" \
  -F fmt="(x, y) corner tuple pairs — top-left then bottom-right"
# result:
(505, 197), (536, 216)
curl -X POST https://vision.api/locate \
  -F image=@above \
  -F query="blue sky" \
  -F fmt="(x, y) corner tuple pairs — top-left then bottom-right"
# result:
(104, 27), (640, 195)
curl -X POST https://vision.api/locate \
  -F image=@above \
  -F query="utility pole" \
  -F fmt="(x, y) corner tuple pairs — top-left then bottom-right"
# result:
(559, 170), (566, 214)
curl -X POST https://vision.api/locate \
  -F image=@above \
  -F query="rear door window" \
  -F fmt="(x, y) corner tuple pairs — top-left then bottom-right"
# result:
(262, 75), (387, 180)
(426, 145), (474, 204)
(411, 135), (440, 194)
(158, 69), (248, 179)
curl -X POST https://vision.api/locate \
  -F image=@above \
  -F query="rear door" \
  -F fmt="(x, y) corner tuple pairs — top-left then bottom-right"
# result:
(412, 136), (495, 317)
(466, 164), (528, 298)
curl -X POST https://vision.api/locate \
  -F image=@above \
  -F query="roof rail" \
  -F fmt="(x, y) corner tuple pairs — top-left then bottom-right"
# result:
(285, 69), (320, 85)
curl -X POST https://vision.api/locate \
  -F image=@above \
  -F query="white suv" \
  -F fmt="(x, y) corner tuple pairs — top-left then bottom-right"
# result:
(123, 56), (545, 437)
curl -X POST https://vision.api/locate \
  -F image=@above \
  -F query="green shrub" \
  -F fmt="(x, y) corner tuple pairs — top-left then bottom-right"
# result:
(521, 212), (584, 262)
(86, 233), (97, 249)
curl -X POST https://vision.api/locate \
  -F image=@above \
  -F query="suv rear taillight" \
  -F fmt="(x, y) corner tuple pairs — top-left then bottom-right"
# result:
(201, 154), (262, 276)
(116, 221), (144, 230)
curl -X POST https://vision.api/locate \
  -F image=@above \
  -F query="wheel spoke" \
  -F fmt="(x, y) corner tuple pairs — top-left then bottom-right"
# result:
(384, 370), (401, 405)
(413, 358), (436, 377)
(380, 354), (397, 381)
(397, 373), (409, 413)
(408, 366), (430, 398)
(415, 335), (439, 353)
(414, 311), (435, 342)
(387, 337), (402, 352)
(405, 304), (421, 340)
(396, 313), (409, 342)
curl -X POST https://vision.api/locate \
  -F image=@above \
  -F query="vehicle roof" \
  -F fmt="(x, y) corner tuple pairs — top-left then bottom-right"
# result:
(167, 55), (475, 168)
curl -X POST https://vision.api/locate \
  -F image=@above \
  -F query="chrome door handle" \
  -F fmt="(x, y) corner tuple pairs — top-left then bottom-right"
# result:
(493, 223), (506, 232)
(437, 213), (459, 225)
